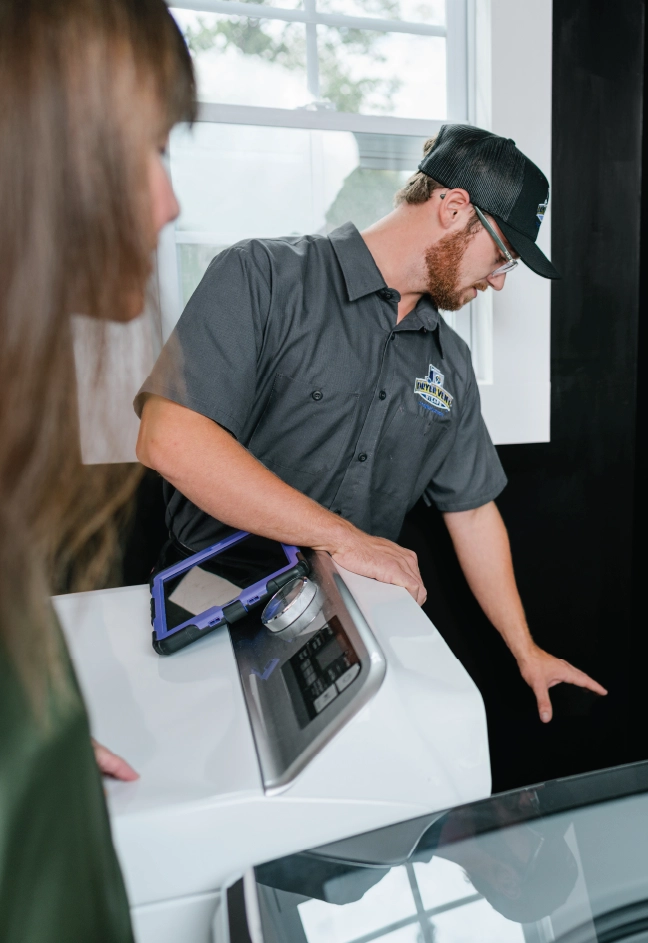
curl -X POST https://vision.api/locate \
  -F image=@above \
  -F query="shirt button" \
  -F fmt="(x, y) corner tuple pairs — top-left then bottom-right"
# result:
(311, 390), (323, 401)
(379, 288), (392, 301)
(379, 390), (387, 400)
(358, 453), (368, 462)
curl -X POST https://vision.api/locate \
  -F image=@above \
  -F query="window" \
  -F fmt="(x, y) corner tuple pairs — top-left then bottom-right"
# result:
(159, 0), (473, 351)
(81, 3), (551, 465)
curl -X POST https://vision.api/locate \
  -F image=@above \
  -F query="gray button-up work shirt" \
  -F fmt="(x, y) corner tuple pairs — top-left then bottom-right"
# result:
(137, 223), (507, 549)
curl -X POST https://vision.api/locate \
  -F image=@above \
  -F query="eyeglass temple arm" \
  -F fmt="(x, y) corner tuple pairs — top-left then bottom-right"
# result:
(474, 205), (513, 261)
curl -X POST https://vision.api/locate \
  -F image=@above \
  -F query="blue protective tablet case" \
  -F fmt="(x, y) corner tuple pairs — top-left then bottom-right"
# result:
(150, 530), (309, 655)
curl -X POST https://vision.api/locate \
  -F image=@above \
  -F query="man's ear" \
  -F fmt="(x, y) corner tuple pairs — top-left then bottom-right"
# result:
(437, 187), (472, 230)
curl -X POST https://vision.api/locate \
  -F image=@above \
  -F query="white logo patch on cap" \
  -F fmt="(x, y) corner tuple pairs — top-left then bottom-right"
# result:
(536, 190), (549, 228)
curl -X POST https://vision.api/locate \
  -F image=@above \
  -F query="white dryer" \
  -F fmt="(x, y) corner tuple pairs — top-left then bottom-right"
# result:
(54, 551), (490, 943)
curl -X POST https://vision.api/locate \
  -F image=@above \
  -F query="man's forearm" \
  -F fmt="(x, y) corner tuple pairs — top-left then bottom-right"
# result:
(137, 395), (353, 551)
(136, 395), (426, 602)
(442, 502), (534, 661)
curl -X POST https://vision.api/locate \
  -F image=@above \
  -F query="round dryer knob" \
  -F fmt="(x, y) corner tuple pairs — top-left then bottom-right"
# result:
(262, 577), (321, 637)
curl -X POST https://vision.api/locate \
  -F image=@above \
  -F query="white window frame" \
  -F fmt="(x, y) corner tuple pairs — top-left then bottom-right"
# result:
(170, 0), (469, 129)
(158, 0), (553, 447)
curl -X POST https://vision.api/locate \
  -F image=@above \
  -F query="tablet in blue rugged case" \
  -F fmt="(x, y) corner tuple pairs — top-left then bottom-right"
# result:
(150, 530), (309, 655)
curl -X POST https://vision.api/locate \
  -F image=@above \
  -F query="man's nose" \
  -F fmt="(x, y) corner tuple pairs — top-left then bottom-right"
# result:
(487, 272), (507, 291)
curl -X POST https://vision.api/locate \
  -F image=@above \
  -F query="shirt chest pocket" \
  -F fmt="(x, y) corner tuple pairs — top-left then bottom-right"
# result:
(373, 400), (454, 499)
(246, 374), (360, 476)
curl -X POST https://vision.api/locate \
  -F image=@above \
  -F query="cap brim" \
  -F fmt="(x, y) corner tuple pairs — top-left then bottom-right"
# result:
(495, 217), (561, 280)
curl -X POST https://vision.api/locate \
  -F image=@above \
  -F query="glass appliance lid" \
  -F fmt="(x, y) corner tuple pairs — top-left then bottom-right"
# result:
(246, 762), (648, 943)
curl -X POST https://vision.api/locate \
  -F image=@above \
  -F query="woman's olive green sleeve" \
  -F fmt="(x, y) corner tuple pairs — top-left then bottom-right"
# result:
(0, 621), (134, 943)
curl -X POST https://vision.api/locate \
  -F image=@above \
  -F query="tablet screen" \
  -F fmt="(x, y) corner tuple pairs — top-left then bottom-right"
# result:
(162, 535), (290, 631)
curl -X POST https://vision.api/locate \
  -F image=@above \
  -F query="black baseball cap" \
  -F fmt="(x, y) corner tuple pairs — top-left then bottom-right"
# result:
(418, 124), (559, 279)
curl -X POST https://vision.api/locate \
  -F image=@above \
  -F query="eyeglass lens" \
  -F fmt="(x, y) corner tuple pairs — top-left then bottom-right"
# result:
(491, 259), (518, 277)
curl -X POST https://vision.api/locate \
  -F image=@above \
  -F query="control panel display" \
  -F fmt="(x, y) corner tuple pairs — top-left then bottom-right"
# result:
(283, 616), (360, 727)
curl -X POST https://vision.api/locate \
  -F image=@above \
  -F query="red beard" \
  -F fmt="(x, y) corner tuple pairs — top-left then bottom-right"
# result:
(425, 220), (484, 312)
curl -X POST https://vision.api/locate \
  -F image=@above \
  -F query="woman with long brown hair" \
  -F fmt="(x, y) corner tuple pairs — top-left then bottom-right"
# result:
(0, 1), (195, 938)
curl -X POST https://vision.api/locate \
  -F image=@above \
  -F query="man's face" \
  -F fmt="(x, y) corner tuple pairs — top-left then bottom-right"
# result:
(425, 212), (516, 312)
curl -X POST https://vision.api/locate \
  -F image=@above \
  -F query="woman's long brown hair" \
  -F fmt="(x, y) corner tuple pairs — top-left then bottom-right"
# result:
(0, 0), (195, 707)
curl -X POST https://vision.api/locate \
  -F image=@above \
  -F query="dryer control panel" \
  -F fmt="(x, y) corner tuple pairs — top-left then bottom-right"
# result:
(284, 617), (360, 726)
(228, 551), (385, 793)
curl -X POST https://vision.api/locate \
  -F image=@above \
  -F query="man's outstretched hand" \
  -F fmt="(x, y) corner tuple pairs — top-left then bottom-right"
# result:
(517, 646), (608, 723)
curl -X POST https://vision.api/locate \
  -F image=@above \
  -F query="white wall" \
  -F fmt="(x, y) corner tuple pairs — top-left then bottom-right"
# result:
(74, 309), (159, 465)
(478, 0), (553, 444)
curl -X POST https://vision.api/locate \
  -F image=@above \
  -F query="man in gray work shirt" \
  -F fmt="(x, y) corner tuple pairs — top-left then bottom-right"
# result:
(136, 124), (606, 721)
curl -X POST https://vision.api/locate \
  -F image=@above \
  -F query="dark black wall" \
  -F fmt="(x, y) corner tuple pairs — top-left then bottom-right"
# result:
(120, 468), (168, 586)
(636, 0), (648, 761)
(405, 0), (648, 793)
(119, 0), (648, 793)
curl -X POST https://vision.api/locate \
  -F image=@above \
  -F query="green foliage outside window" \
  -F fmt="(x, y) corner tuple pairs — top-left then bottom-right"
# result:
(183, 0), (404, 114)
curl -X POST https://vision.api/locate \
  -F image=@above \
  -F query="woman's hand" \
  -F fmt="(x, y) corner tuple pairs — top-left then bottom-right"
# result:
(91, 738), (139, 781)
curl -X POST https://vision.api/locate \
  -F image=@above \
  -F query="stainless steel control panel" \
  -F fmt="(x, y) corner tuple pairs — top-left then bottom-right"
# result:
(228, 551), (386, 793)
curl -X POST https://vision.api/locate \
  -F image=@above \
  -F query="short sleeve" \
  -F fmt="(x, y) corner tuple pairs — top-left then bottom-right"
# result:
(424, 367), (507, 512)
(134, 244), (271, 438)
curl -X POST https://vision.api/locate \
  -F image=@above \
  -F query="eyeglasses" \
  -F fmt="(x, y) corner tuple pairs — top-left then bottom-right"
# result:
(474, 206), (518, 277)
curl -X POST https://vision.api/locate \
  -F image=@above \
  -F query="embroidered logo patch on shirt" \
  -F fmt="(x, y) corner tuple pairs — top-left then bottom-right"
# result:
(414, 364), (454, 415)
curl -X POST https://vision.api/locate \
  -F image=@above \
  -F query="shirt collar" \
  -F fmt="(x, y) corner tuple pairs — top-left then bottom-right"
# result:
(399, 299), (443, 358)
(410, 295), (441, 332)
(328, 222), (387, 301)
(328, 221), (441, 332)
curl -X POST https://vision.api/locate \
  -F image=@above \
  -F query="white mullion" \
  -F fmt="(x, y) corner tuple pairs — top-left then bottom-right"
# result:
(309, 130), (327, 233)
(170, 0), (446, 37)
(304, 0), (320, 99)
(196, 101), (442, 136)
(295, 7), (446, 37)
(157, 154), (184, 342)
(157, 221), (184, 342)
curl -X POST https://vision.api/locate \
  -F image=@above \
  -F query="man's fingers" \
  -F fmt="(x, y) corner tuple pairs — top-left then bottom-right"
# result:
(391, 559), (426, 605)
(536, 664), (607, 723)
(557, 661), (608, 696)
(386, 548), (421, 585)
(393, 549), (426, 603)
(410, 579), (426, 604)
(332, 536), (427, 605)
(521, 651), (609, 724)
(533, 687), (553, 723)
(384, 567), (425, 605)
